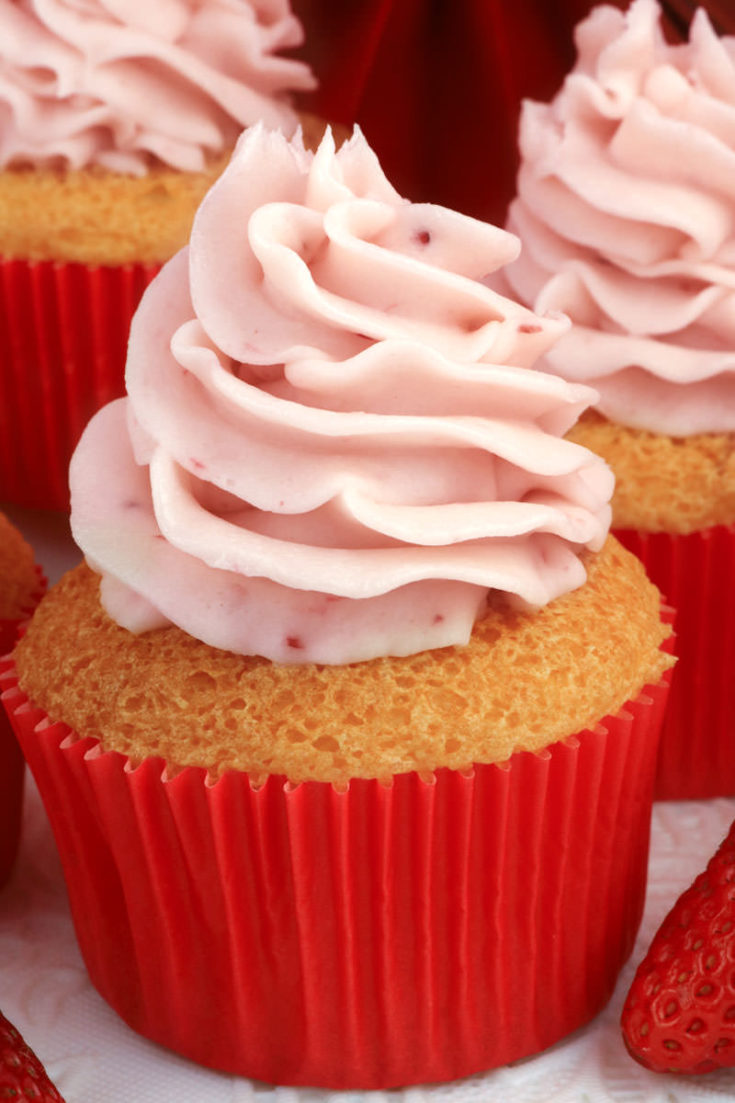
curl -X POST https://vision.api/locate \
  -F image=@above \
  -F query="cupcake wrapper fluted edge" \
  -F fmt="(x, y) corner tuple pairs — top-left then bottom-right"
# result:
(1, 654), (671, 1089)
(616, 525), (735, 800)
(0, 256), (159, 511)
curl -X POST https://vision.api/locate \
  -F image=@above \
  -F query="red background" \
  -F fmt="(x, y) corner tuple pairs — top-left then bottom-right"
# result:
(290, 0), (721, 225)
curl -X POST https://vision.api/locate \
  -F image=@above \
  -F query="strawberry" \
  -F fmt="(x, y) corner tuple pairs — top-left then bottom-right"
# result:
(0, 1011), (65, 1101)
(621, 817), (735, 1074)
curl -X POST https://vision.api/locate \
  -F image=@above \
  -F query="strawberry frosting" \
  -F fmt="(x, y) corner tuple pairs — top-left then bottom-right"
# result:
(70, 125), (613, 664)
(0, 0), (315, 173)
(504, 0), (735, 437)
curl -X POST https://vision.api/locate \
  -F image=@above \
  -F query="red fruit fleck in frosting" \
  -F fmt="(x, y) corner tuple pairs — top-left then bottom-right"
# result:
(621, 817), (735, 1074)
(0, 1011), (65, 1102)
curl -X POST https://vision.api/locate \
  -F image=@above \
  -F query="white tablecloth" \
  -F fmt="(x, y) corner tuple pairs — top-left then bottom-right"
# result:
(3, 503), (735, 1102)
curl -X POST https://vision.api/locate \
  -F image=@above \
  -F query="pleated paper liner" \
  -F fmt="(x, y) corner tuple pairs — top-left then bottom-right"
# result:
(1, 652), (671, 1090)
(0, 565), (45, 888)
(0, 257), (159, 511)
(616, 524), (735, 800)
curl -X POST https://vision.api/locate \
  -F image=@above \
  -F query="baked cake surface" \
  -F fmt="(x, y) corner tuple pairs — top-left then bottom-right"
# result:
(567, 412), (735, 534)
(0, 513), (38, 621)
(0, 158), (228, 265)
(15, 536), (672, 784)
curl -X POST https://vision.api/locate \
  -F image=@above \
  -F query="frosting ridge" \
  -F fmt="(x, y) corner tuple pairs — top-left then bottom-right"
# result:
(70, 125), (613, 664)
(0, 0), (316, 173)
(504, 0), (735, 436)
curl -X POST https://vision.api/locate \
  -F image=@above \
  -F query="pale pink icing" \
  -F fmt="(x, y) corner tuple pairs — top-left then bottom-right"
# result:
(70, 125), (613, 665)
(504, 0), (735, 437)
(0, 0), (315, 173)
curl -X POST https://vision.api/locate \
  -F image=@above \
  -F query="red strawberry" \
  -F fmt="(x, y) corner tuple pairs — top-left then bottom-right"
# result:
(0, 1011), (65, 1101)
(621, 817), (735, 1074)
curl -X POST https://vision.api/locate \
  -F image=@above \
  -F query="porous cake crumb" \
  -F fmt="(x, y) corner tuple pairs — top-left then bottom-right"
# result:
(15, 536), (672, 784)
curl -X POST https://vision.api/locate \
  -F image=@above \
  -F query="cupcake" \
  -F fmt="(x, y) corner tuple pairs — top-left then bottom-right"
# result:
(2, 125), (673, 1088)
(0, 0), (316, 511)
(0, 511), (44, 888)
(502, 0), (735, 799)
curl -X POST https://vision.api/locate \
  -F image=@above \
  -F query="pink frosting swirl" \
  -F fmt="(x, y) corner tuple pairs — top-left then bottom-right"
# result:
(504, 0), (735, 436)
(0, 0), (315, 173)
(70, 125), (613, 664)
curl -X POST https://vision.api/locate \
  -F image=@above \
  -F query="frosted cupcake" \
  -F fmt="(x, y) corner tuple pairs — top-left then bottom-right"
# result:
(0, 0), (316, 510)
(3, 126), (672, 1088)
(503, 0), (735, 799)
(0, 512), (43, 888)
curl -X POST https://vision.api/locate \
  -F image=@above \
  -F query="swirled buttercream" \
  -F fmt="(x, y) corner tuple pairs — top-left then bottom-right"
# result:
(70, 124), (613, 664)
(0, 0), (315, 173)
(504, 0), (735, 436)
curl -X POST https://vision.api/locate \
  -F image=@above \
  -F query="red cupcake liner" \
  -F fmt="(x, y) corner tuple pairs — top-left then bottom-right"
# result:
(0, 257), (159, 511)
(1, 649), (670, 1089)
(616, 525), (735, 800)
(0, 565), (46, 888)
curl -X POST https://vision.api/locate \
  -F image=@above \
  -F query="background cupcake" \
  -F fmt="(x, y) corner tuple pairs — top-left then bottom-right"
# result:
(3, 125), (672, 1088)
(0, 0), (316, 511)
(0, 510), (43, 888)
(502, 0), (735, 799)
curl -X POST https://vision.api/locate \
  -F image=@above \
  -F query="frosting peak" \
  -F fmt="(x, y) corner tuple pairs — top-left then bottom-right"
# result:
(0, 0), (316, 173)
(70, 125), (613, 664)
(504, 0), (735, 436)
